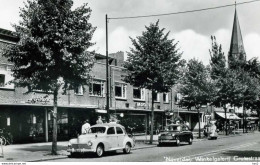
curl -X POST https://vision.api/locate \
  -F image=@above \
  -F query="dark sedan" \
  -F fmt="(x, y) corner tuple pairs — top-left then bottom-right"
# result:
(158, 124), (193, 146)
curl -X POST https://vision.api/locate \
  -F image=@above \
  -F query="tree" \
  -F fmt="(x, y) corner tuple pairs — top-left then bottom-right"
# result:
(179, 59), (213, 138)
(3, 0), (96, 154)
(209, 36), (243, 135)
(123, 20), (183, 144)
(209, 36), (260, 135)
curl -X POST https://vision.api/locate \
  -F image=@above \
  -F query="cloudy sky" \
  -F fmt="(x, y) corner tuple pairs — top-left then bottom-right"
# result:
(1, 0), (260, 64)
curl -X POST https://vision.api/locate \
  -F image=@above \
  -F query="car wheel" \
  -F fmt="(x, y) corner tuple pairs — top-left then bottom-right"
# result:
(96, 144), (104, 157)
(70, 152), (79, 158)
(123, 142), (131, 154)
(175, 137), (180, 146)
(188, 137), (193, 145)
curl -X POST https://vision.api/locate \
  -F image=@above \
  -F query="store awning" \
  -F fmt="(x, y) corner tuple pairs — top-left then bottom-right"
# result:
(216, 112), (241, 120)
(246, 117), (259, 120)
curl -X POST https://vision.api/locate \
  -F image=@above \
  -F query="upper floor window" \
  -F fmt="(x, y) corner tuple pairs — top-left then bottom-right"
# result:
(75, 85), (83, 95)
(163, 93), (169, 103)
(152, 92), (160, 102)
(115, 82), (126, 99)
(0, 74), (5, 87)
(133, 87), (145, 101)
(89, 80), (105, 97)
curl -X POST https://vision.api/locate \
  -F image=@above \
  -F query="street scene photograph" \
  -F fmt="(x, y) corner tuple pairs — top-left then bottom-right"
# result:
(0, 0), (260, 164)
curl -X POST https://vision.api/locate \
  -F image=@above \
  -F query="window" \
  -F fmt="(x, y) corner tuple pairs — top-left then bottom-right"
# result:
(115, 82), (126, 99)
(89, 80), (105, 97)
(116, 127), (124, 134)
(0, 74), (5, 87)
(107, 127), (115, 135)
(163, 93), (169, 103)
(75, 85), (83, 95)
(133, 88), (145, 100)
(152, 92), (160, 102)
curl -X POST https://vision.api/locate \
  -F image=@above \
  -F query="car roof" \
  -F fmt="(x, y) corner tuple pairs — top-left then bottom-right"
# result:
(91, 123), (124, 128)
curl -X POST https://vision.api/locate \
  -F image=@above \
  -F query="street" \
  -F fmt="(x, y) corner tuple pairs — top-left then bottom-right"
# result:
(44, 132), (260, 162)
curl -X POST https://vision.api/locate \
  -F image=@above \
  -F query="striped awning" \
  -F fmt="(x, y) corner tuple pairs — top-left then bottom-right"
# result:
(216, 112), (241, 120)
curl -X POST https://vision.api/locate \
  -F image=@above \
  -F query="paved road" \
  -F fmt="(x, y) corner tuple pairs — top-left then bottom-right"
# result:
(46, 133), (260, 162)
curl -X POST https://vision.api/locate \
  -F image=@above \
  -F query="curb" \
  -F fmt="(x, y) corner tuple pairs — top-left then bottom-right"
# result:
(29, 145), (158, 162)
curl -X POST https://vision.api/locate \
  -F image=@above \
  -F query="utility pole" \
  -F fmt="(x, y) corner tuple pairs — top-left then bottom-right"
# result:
(106, 14), (110, 121)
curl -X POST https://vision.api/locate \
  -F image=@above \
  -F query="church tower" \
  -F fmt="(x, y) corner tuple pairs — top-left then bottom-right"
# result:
(228, 7), (246, 68)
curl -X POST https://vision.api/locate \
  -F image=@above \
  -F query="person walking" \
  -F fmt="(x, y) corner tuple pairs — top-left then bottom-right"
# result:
(81, 119), (91, 134)
(96, 116), (103, 124)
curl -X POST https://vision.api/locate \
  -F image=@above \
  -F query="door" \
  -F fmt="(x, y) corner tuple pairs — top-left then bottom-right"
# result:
(116, 127), (125, 148)
(106, 127), (117, 149)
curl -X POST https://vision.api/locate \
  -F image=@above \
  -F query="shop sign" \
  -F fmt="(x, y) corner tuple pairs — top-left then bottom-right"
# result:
(26, 95), (51, 105)
(135, 102), (146, 108)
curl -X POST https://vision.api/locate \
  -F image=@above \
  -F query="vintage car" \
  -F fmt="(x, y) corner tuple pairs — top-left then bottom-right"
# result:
(158, 124), (193, 146)
(67, 123), (135, 157)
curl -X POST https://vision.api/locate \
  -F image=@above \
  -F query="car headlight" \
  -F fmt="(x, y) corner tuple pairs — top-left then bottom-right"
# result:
(158, 133), (161, 137)
(88, 141), (92, 146)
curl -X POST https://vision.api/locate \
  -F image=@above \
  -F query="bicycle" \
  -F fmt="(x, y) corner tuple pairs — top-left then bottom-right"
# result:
(0, 129), (13, 146)
(127, 126), (135, 144)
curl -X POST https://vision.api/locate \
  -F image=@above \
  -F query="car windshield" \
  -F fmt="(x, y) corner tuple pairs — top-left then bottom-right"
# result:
(164, 125), (181, 132)
(88, 127), (106, 134)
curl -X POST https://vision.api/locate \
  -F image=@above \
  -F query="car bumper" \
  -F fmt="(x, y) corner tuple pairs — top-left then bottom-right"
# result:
(67, 148), (95, 153)
(158, 139), (177, 143)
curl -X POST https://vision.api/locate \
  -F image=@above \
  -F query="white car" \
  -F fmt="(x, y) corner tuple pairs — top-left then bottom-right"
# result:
(67, 123), (135, 157)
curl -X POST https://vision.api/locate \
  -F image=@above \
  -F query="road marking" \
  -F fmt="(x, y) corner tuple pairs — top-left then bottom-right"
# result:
(176, 141), (258, 161)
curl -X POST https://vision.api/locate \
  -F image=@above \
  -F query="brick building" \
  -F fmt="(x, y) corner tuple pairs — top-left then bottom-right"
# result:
(0, 28), (181, 143)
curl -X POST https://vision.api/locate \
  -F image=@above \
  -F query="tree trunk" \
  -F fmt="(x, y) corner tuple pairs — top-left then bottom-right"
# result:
(150, 90), (155, 144)
(259, 112), (260, 132)
(197, 108), (201, 138)
(52, 87), (58, 155)
(224, 106), (227, 136)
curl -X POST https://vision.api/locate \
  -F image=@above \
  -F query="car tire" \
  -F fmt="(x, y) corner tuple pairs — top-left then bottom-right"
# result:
(123, 142), (131, 154)
(175, 137), (180, 146)
(188, 137), (193, 145)
(96, 144), (104, 157)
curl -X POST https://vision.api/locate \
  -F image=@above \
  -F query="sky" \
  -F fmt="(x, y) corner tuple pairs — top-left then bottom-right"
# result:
(1, 0), (260, 65)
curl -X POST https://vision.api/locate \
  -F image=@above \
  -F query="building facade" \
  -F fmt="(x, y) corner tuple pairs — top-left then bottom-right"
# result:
(0, 28), (189, 143)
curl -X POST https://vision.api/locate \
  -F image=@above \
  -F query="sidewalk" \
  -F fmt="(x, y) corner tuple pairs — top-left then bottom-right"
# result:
(0, 131), (258, 162)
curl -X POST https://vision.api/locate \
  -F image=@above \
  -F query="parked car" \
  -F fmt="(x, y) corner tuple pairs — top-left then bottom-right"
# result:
(158, 124), (193, 146)
(67, 123), (135, 157)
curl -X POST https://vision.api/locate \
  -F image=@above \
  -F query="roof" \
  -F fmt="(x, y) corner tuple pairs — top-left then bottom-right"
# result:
(228, 8), (246, 61)
(0, 28), (19, 43)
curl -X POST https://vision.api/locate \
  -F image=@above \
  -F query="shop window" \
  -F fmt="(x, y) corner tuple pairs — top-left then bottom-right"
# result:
(163, 93), (169, 103)
(115, 82), (126, 99)
(152, 92), (160, 102)
(75, 85), (83, 95)
(133, 87), (145, 100)
(0, 74), (5, 87)
(89, 80), (105, 97)
(57, 112), (68, 135)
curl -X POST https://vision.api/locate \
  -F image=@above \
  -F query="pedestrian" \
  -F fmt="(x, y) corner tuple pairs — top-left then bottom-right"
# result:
(81, 119), (91, 134)
(185, 121), (190, 128)
(96, 116), (103, 124)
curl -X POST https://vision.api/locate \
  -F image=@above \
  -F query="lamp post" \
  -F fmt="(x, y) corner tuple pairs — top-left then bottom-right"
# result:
(105, 14), (110, 121)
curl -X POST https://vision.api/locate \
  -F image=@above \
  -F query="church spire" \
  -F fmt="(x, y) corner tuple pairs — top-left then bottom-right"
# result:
(228, 6), (246, 66)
